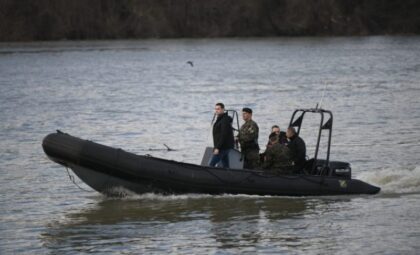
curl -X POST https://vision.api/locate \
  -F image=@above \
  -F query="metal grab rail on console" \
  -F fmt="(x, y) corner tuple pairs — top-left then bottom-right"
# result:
(288, 108), (333, 175)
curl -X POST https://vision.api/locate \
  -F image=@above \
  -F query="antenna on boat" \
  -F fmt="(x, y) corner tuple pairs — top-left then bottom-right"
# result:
(317, 81), (329, 109)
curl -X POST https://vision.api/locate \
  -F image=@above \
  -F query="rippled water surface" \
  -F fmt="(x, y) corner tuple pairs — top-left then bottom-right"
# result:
(1, 37), (420, 254)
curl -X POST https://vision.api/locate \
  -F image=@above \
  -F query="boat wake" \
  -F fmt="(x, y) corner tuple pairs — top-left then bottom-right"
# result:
(105, 187), (214, 200)
(357, 166), (420, 194)
(105, 187), (284, 201)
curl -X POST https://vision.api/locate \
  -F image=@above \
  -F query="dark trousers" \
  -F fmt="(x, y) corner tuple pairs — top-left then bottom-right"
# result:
(208, 149), (230, 168)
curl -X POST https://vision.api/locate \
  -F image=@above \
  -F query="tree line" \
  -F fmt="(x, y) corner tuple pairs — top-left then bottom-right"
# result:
(1, 0), (419, 41)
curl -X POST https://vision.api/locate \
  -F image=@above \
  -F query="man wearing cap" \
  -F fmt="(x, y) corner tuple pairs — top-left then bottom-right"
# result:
(237, 107), (260, 169)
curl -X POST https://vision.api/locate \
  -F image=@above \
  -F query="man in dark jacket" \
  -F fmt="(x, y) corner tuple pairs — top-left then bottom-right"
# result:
(209, 103), (234, 168)
(286, 127), (306, 173)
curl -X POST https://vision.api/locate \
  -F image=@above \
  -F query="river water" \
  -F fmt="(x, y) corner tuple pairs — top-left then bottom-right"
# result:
(1, 37), (420, 254)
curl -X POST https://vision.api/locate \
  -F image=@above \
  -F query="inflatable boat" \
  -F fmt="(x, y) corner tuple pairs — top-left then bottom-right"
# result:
(42, 108), (380, 196)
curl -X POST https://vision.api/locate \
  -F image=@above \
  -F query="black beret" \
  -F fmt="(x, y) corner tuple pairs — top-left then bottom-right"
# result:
(242, 107), (252, 114)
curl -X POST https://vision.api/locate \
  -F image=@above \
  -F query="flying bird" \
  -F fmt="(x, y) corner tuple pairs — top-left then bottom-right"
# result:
(186, 61), (194, 67)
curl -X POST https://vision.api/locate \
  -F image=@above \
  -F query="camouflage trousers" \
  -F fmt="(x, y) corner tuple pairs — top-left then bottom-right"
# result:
(242, 149), (260, 169)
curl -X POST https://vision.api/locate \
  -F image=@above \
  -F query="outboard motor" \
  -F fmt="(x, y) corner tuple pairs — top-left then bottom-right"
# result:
(330, 161), (352, 179)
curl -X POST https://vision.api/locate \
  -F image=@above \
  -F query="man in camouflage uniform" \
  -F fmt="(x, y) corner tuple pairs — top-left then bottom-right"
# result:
(237, 107), (260, 169)
(263, 133), (293, 174)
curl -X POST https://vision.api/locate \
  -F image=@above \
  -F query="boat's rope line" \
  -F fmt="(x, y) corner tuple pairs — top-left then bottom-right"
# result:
(207, 168), (253, 185)
(65, 166), (93, 192)
(181, 162), (326, 186)
(206, 169), (326, 187)
(176, 162), (253, 185)
(250, 171), (328, 186)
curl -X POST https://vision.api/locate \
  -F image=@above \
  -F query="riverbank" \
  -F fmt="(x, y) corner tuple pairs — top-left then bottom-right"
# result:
(1, 0), (420, 41)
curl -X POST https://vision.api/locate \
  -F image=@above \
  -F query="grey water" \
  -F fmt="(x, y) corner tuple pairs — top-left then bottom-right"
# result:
(1, 37), (420, 254)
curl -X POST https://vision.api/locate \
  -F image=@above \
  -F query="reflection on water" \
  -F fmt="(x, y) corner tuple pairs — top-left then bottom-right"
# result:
(40, 195), (407, 254)
(41, 196), (312, 253)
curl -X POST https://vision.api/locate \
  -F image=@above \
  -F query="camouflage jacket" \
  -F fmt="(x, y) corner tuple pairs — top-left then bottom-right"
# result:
(262, 143), (292, 170)
(238, 119), (259, 151)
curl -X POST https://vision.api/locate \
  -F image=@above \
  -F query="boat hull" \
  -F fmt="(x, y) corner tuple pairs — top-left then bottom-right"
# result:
(42, 132), (381, 196)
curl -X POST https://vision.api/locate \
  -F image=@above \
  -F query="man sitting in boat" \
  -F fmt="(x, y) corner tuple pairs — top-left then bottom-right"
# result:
(267, 125), (287, 147)
(286, 127), (307, 173)
(260, 125), (287, 164)
(237, 107), (260, 169)
(262, 132), (292, 174)
(208, 103), (235, 168)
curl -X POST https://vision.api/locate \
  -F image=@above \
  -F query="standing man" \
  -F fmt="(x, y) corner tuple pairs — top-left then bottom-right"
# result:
(209, 103), (234, 168)
(237, 107), (260, 169)
(286, 127), (306, 173)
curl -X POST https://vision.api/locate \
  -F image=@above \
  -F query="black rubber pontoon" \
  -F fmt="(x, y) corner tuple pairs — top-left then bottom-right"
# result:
(42, 108), (380, 196)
